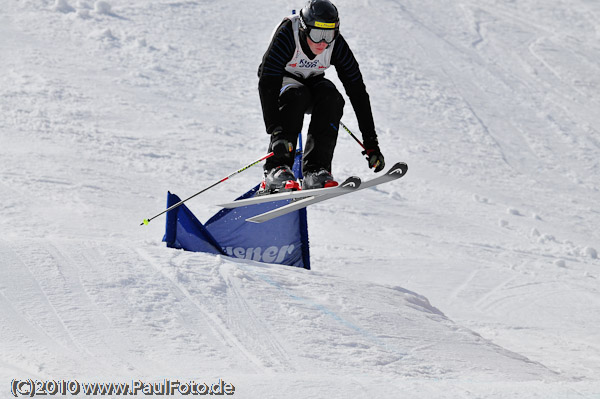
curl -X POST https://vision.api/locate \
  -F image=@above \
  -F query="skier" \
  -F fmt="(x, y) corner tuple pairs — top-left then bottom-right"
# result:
(258, 0), (386, 192)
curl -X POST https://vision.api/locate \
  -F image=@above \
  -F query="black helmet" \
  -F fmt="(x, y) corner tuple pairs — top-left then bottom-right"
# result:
(299, 0), (340, 44)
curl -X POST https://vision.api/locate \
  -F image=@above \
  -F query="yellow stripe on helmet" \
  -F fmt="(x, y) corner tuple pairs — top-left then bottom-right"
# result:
(314, 21), (336, 29)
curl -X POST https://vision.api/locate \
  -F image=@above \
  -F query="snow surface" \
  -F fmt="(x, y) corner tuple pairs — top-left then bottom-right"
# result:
(1, 0), (600, 397)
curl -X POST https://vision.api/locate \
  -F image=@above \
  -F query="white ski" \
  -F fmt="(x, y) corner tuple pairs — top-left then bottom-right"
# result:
(246, 162), (408, 223)
(218, 176), (361, 209)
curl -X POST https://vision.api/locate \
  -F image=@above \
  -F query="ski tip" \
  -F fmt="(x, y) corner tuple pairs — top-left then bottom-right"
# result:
(389, 162), (408, 176)
(340, 176), (361, 188)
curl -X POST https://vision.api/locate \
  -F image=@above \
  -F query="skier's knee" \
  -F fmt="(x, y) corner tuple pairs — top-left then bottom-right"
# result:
(279, 86), (311, 109)
(319, 90), (345, 115)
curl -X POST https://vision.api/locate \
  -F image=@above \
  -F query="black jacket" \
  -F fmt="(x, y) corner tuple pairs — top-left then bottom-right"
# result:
(258, 19), (379, 148)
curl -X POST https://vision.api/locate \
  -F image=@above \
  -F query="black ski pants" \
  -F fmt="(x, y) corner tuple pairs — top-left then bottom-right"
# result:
(265, 75), (345, 176)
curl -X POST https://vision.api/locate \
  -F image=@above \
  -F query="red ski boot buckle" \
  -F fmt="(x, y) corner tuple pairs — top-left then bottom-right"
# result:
(284, 180), (301, 191)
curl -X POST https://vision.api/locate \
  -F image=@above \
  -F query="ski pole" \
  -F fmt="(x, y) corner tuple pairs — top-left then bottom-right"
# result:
(335, 122), (383, 170)
(141, 152), (274, 226)
(338, 121), (366, 150)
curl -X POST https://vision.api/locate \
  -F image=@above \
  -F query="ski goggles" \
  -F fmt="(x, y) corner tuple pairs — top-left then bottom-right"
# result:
(307, 27), (339, 44)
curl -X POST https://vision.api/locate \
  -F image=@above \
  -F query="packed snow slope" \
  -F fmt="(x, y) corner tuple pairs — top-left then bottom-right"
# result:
(1, 0), (600, 397)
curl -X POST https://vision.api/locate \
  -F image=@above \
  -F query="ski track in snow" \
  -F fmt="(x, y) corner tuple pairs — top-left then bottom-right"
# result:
(1, 0), (600, 397)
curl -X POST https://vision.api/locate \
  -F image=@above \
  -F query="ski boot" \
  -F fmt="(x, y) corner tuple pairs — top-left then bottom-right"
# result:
(302, 168), (338, 190)
(260, 165), (301, 194)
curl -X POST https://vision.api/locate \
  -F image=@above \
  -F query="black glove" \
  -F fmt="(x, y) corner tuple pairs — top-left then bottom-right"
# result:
(270, 126), (293, 157)
(362, 147), (385, 172)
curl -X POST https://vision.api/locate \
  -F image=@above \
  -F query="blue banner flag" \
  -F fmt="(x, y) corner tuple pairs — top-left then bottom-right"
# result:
(163, 146), (310, 269)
